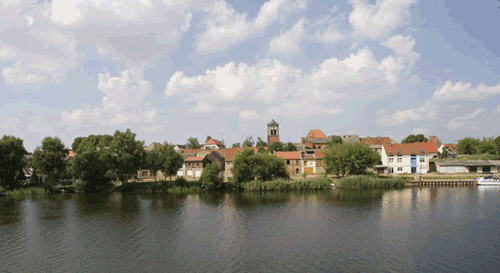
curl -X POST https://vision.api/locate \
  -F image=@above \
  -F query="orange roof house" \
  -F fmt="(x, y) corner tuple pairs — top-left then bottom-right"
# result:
(306, 129), (327, 139)
(359, 137), (392, 145)
(275, 151), (302, 160)
(383, 142), (435, 155)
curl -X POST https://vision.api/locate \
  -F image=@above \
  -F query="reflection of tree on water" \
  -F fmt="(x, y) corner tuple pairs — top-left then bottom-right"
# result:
(75, 192), (141, 221)
(0, 199), (22, 226)
(199, 191), (226, 206)
(318, 189), (398, 206)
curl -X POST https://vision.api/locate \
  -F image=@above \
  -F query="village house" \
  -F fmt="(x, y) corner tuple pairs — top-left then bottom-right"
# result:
(203, 139), (226, 149)
(315, 150), (326, 174)
(359, 136), (392, 157)
(302, 154), (316, 174)
(341, 134), (360, 144)
(438, 143), (458, 158)
(301, 129), (331, 150)
(429, 135), (442, 149)
(376, 142), (435, 174)
(275, 151), (302, 175)
(173, 144), (186, 153)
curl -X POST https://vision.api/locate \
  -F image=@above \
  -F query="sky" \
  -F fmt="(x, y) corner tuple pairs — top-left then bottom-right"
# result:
(1, 0), (500, 152)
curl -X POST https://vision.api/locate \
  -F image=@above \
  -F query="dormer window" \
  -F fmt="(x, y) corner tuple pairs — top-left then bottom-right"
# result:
(397, 150), (402, 154)
(388, 151), (393, 154)
(419, 150), (425, 154)
(411, 150), (415, 154)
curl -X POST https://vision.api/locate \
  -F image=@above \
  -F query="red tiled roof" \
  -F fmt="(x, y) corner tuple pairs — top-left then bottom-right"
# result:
(442, 143), (458, 152)
(314, 150), (323, 158)
(182, 149), (204, 154)
(206, 139), (225, 146)
(275, 151), (301, 160)
(268, 136), (280, 143)
(185, 157), (205, 162)
(359, 137), (392, 145)
(383, 142), (436, 155)
(424, 142), (439, 153)
(306, 129), (327, 139)
(303, 154), (315, 160)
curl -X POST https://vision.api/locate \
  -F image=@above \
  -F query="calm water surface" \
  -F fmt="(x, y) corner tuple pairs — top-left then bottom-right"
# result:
(1, 187), (500, 272)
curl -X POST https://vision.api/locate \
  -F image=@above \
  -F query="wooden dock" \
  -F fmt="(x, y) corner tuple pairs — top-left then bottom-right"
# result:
(409, 180), (477, 186)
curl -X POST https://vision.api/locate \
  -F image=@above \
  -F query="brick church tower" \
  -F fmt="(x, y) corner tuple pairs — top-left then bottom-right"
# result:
(267, 119), (280, 144)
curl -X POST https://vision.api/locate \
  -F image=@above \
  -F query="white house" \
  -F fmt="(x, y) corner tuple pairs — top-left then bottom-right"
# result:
(380, 143), (433, 174)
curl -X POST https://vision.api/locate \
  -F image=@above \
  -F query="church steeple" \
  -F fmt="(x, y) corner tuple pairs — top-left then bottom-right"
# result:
(267, 119), (279, 144)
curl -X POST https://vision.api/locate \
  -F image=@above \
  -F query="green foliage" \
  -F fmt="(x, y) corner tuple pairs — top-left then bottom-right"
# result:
(241, 177), (332, 191)
(71, 137), (85, 151)
(231, 149), (289, 184)
(323, 142), (380, 176)
(268, 141), (297, 153)
(401, 134), (429, 143)
(284, 142), (297, 151)
(232, 142), (241, 148)
(71, 135), (113, 189)
(109, 129), (144, 184)
(479, 137), (497, 155)
(169, 186), (201, 194)
(242, 136), (255, 148)
(256, 137), (267, 148)
(3, 187), (49, 198)
(336, 176), (407, 189)
(457, 137), (480, 155)
(494, 136), (500, 155)
(145, 147), (162, 181)
(160, 143), (184, 180)
(186, 137), (201, 149)
(0, 135), (28, 189)
(199, 162), (223, 190)
(30, 136), (68, 186)
(440, 146), (449, 159)
(327, 135), (343, 146)
(174, 176), (188, 187)
(205, 135), (212, 143)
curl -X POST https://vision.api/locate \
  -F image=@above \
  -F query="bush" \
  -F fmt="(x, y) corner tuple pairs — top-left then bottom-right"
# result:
(241, 177), (332, 192)
(175, 176), (188, 187)
(199, 163), (223, 190)
(336, 176), (407, 189)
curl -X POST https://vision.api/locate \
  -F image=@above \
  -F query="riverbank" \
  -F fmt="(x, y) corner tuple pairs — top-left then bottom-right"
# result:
(336, 176), (408, 189)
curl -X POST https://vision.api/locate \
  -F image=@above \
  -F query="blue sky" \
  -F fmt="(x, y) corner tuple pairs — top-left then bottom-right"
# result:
(1, 0), (500, 152)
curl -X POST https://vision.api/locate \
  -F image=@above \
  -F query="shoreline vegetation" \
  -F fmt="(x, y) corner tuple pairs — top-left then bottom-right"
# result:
(1, 175), (414, 198)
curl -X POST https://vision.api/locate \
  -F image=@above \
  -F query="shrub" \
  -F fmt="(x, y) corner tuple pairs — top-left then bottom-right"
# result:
(175, 176), (188, 187)
(336, 176), (407, 189)
(199, 162), (223, 190)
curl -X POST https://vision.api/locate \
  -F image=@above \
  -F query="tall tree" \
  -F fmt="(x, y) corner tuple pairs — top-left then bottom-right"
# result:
(205, 135), (213, 143)
(145, 147), (163, 181)
(457, 137), (480, 155)
(71, 137), (85, 151)
(256, 137), (267, 148)
(327, 135), (343, 146)
(109, 129), (144, 185)
(401, 134), (429, 143)
(440, 146), (449, 159)
(160, 143), (184, 181)
(284, 142), (297, 151)
(70, 136), (113, 189)
(0, 135), (28, 189)
(242, 136), (255, 148)
(268, 141), (285, 153)
(186, 137), (201, 149)
(323, 142), (380, 176)
(231, 148), (288, 184)
(479, 137), (497, 155)
(31, 137), (68, 186)
(200, 162), (223, 190)
(494, 136), (500, 155)
(232, 142), (241, 148)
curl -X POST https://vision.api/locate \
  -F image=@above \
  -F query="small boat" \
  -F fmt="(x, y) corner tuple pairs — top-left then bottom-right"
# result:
(476, 173), (500, 186)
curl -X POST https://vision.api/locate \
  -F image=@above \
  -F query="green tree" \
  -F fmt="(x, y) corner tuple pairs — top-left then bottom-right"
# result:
(284, 142), (297, 151)
(268, 141), (285, 153)
(479, 137), (497, 155)
(401, 134), (429, 143)
(0, 135), (28, 189)
(242, 136), (255, 148)
(231, 148), (289, 184)
(109, 129), (144, 185)
(187, 137), (201, 149)
(31, 137), (68, 186)
(71, 136), (113, 189)
(323, 142), (380, 176)
(494, 136), (500, 155)
(256, 137), (267, 148)
(145, 147), (163, 181)
(327, 135), (343, 146)
(457, 137), (480, 155)
(232, 142), (241, 148)
(160, 143), (184, 181)
(199, 162), (223, 190)
(440, 146), (449, 159)
(205, 135), (212, 143)
(71, 137), (85, 151)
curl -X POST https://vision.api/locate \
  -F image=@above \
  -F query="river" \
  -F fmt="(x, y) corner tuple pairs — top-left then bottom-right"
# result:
(1, 187), (500, 272)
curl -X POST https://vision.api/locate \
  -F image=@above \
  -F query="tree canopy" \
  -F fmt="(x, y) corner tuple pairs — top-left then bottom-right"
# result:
(327, 135), (343, 146)
(108, 129), (144, 184)
(323, 142), (380, 176)
(231, 148), (289, 183)
(256, 137), (267, 148)
(401, 134), (429, 143)
(199, 162), (223, 190)
(242, 136), (255, 148)
(187, 137), (201, 149)
(457, 137), (480, 155)
(232, 142), (241, 148)
(0, 135), (28, 189)
(205, 135), (212, 143)
(70, 135), (113, 188)
(31, 137), (68, 185)
(160, 143), (184, 180)
(267, 141), (297, 153)
(479, 137), (497, 155)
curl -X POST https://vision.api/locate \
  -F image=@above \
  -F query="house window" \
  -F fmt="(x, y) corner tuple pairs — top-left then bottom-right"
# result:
(317, 160), (323, 167)
(420, 157), (425, 163)
(296, 160), (300, 165)
(411, 159), (416, 163)
(295, 169), (299, 174)
(397, 167), (403, 172)
(389, 167), (394, 174)
(397, 157), (402, 163)
(287, 160), (290, 165)
(389, 156), (393, 163)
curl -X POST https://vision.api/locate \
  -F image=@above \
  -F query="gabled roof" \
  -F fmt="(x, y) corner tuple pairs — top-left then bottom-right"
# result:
(424, 142), (439, 153)
(267, 119), (279, 126)
(303, 154), (315, 160)
(442, 143), (458, 152)
(359, 137), (392, 145)
(206, 139), (225, 146)
(383, 142), (433, 155)
(306, 129), (327, 139)
(275, 151), (301, 160)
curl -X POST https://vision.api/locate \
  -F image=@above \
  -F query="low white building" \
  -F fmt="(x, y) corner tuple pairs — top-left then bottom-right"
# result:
(379, 143), (433, 174)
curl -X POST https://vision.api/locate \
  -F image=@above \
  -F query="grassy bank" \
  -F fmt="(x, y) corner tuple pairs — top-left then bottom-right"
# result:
(336, 176), (407, 189)
(241, 177), (333, 192)
(115, 180), (201, 194)
(0, 187), (54, 198)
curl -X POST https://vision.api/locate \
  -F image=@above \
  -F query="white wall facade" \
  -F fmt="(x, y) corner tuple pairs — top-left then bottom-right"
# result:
(381, 146), (430, 174)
